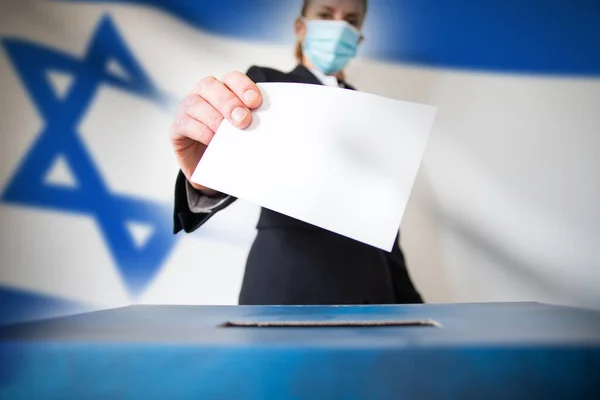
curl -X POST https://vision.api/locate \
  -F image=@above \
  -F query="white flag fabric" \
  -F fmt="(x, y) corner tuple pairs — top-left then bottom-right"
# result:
(0, 0), (598, 324)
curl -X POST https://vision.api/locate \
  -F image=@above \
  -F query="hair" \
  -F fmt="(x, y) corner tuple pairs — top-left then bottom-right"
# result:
(294, 0), (368, 65)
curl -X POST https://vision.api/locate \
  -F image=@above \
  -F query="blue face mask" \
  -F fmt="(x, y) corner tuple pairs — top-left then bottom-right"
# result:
(301, 18), (361, 75)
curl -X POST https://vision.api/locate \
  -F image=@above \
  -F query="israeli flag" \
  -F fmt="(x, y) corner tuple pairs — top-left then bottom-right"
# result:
(0, 0), (599, 324)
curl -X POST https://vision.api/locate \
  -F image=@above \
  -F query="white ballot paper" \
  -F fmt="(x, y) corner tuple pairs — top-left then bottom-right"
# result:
(192, 83), (436, 251)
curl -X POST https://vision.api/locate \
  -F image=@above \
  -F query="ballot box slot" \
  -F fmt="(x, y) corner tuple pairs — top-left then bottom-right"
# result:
(220, 319), (440, 328)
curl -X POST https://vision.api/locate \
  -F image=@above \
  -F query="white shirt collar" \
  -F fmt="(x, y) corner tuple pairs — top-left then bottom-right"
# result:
(308, 68), (341, 88)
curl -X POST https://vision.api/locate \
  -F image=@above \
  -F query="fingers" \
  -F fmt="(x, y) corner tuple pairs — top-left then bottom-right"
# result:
(190, 74), (259, 129)
(222, 71), (262, 110)
(173, 112), (215, 146)
(171, 95), (216, 146)
(173, 71), (261, 148)
(186, 95), (224, 132)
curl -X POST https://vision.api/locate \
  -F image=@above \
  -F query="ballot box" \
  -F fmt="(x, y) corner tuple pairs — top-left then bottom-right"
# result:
(1, 302), (599, 399)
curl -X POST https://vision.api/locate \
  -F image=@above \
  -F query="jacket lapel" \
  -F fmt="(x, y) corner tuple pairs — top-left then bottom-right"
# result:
(339, 80), (356, 91)
(289, 64), (356, 91)
(289, 65), (324, 85)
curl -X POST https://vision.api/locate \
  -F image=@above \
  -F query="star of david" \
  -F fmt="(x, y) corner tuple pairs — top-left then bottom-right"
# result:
(1, 15), (177, 297)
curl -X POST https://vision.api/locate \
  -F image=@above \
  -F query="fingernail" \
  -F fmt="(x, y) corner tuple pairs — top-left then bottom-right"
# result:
(243, 90), (258, 103)
(231, 107), (248, 123)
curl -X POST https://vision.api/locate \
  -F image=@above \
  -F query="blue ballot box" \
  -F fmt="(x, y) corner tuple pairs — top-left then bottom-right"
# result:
(1, 302), (599, 399)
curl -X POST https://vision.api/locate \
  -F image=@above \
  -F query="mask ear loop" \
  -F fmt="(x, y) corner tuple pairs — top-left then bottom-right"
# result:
(299, 16), (310, 28)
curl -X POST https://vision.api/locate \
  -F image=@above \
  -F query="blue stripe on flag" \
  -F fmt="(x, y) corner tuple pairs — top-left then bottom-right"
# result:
(0, 287), (93, 326)
(58, 0), (600, 75)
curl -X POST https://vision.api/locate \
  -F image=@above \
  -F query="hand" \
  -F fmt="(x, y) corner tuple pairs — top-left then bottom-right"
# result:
(169, 71), (262, 196)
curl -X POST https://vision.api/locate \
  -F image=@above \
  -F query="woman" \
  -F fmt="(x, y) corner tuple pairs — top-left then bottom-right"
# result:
(170, 0), (423, 305)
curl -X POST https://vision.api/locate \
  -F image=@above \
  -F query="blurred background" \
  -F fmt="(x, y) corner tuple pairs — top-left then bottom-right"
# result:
(0, 0), (599, 324)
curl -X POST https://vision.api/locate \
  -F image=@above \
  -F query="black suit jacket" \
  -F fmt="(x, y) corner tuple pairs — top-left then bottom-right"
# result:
(174, 65), (423, 305)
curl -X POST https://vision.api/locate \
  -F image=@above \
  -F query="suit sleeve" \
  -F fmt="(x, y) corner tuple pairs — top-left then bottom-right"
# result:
(245, 66), (269, 84)
(173, 170), (236, 233)
(172, 66), (269, 234)
(386, 234), (424, 304)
